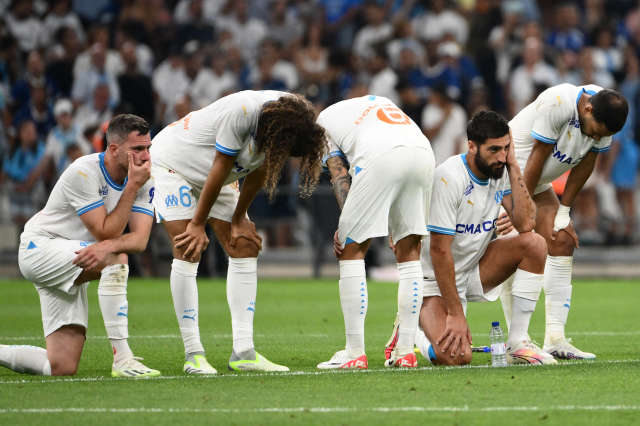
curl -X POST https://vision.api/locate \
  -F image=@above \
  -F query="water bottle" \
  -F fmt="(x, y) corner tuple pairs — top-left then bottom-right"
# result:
(490, 321), (508, 367)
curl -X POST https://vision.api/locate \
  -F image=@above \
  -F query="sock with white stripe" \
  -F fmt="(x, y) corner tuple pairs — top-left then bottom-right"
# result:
(98, 264), (133, 362)
(543, 256), (573, 344)
(227, 257), (257, 355)
(170, 259), (204, 356)
(0, 345), (51, 375)
(396, 261), (423, 355)
(508, 269), (543, 348)
(339, 260), (367, 358)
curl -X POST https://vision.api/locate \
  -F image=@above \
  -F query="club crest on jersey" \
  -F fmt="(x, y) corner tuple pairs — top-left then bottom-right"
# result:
(98, 185), (108, 196)
(464, 181), (474, 196)
(552, 144), (576, 165)
(165, 194), (179, 208)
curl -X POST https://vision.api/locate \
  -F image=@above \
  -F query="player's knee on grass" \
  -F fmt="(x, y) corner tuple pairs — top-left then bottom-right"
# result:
(49, 356), (79, 376)
(431, 344), (472, 366)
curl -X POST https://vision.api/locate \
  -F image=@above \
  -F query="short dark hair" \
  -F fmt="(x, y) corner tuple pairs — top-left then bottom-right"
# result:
(106, 114), (149, 145)
(590, 89), (628, 134)
(466, 110), (509, 145)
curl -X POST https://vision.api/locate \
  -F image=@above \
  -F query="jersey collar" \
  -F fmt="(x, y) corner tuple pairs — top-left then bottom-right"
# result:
(576, 87), (597, 106)
(461, 153), (489, 186)
(99, 151), (127, 191)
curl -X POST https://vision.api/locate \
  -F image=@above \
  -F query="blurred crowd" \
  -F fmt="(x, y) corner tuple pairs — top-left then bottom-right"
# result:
(0, 0), (639, 249)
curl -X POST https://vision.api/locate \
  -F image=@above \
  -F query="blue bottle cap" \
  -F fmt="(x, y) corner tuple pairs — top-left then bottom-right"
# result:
(492, 321), (499, 327)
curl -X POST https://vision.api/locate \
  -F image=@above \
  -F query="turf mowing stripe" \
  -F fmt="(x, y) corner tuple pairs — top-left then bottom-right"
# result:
(2, 330), (638, 341)
(1, 405), (639, 414)
(1, 359), (638, 385)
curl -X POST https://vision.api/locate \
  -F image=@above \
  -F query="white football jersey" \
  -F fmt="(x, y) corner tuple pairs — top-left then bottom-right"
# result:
(318, 95), (432, 176)
(509, 83), (612, 187)
(424, 154), (511, 276)
(23, 152), (154, 242)
(150, 90), (289, 189)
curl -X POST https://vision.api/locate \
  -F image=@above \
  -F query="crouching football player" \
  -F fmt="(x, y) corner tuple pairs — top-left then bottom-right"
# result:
(0, 114), (159, 377)
(386, 111), (555, 366)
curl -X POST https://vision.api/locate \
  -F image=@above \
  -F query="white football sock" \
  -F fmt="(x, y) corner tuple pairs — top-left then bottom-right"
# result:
(227, 257), (257, 355)
(415, 327), (433, 364)
(170, 258), (204, 355)
(98, 264), (133, 362)
(0, 345), (51, 375)
(508, 269), (543, 348)
(339, 260), (367, 358)
(396, 261), (422, 355)
(499, 274), (515, 331)
(543, 256), (573, 343)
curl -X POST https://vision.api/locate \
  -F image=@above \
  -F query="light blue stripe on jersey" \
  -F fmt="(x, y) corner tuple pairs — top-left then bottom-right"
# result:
(427, 225), (456, 235)
(503, 189), (512, 195)
(214, 142), (240, 156)
(591, 146), (610, 153)
(531, 131), (556, 144)
(77, 200), (104, 216)
(461, 153), (488, 186)
(131, 206), (154, 217)
(98, 152), (127, 190)
(322, 150), (346, 165)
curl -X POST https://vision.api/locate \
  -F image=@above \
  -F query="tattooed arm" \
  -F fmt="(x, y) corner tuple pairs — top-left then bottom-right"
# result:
(502, 133), (536, 233)
(326, 156), (351, 210)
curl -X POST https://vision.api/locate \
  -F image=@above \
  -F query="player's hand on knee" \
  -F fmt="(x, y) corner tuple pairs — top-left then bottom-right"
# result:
(127, 152), (151, 188)
(551, 219), (579, 248)
(495, 212), (514, 236)
(438, 313), (471, 359)
(73, 241), (111, 271)
(175, 221), (209, 261)
(230, 217), (262, 252)
(333, 230), (343, 258)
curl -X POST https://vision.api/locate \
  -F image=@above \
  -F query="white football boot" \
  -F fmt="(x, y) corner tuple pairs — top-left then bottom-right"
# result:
(112, 356), (161, 378)
(317, 350), (368, 369)
(543, 337), (596, 360)
(507, 340), (558, 365)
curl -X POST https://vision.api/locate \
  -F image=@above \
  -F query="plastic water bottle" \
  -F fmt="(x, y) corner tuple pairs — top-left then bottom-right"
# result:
(490, 321), (508, 367)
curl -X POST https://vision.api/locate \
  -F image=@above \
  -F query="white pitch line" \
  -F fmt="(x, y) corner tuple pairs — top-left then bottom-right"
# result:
(1, 405), (639, 415)
(0, 333), (330, 341)
(0, 359), (638, 385)
(2, 330), (638, 341)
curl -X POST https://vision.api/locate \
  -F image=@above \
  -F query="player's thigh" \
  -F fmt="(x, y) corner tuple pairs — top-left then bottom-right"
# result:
(478, 236), (532, 289)
(46, 324), (86, 376)
(210, 218), (259, 258)
(36, 281), (89, 349)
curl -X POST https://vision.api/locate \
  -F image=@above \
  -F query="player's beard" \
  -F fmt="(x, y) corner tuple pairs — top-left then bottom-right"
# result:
(474, 153), (505, 179)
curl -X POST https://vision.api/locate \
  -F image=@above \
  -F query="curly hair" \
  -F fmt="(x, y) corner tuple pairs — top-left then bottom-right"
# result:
(255, 94), (326, 200)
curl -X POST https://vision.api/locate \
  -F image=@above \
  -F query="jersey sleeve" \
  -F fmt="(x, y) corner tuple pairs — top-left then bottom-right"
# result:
(317, 112), (346, 166)
(132, 180), (155, 217)
(530, 92), (570, 145)
(426, 168), (460, 236)
(214, 97), (252, 156)
(62, 164), (104, 216)
(591, 135), (612, 152)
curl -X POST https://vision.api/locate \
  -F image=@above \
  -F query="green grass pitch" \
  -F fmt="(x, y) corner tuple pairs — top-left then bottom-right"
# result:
(1, 277), (639, 425)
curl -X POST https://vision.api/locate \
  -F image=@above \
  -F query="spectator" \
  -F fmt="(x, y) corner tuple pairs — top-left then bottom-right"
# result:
(46, 26), (82, 98)
(216, 0), (267, 61)
(117, 41), (154, 123)
(546, 2), (585, 53)
(508, 37), (557, 116)
(44, 98), (88, 178)
(591, 25), (624, 79)
(12, 81), (55, 140)
(189, 50), (237, 109)
(249, 39), (299, 91)
(152, 45), (189, 125)
(411, 0), (468, 45)
(43, 0), (85, 45)
(1, 119), (46, 232)
(71, 43), (121, 109)
(576, 47), (615, 88)
(73, 82), (113, 136)
(420, 83), (467, 165)
(367, 45), (398, 104)
(10, 50), (54, 112)
(318, 0), (362, 52)
(72, 25), (124, 81)
(4, 0), (45, 53)
(395, 78), (424, 125)
(353, 1), (392, 60)
(295, 21), (331, 104)
(267, 0), (304, 55)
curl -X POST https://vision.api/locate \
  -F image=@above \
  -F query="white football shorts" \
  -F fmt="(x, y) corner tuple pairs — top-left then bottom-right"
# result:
(338, 145), (435, 245)
(422, 264), (502, 314)
(151, 164), (240, 223)
(18, 233), (90, 337)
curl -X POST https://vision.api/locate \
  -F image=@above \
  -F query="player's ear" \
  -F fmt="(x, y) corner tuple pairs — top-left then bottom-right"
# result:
(467, 139), (476, 154)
